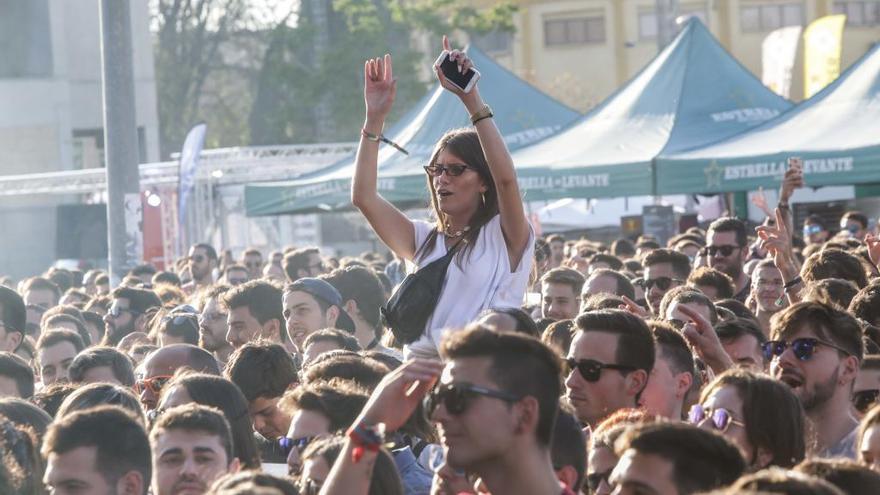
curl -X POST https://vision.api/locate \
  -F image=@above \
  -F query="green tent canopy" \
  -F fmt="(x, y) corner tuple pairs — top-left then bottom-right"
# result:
(510, 18), (792, 200)
(244, 46), (579, 216)
(656, 43), (880, 194)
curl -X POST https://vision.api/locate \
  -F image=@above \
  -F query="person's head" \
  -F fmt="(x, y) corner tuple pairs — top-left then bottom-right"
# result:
(705, 217), (749, 281)
(43, 312), (92, 347)
(694, 368), (805, 472)
(22, 276), (60, 309)
(550, 405), (587, 492)
(278, 380), (369, 474)
(95, 274), (110, 295)
(424, 129), (499, 241)
(104, 287), (162, 346)
(546, 234), (566, 264)
(36, 329), (85, 386)
(221, 264), (249, 286)
(138, 344), (221, 412)
(208, 471), (300, 495)
(322, 265), (385, 338)
(240, 248), (263, 280)
(151, 271), (181, 288)
(611, 422), (746, 495)
(582, 268), (636, 306)
(0, 351), (33, 398)
(300, 352), (389, 390)
(588, 253), (623, 274)
(0, 285), (26, 353)
(198, 285), (231, 354)
(282, 278), (355, 350)
(0, 396), (52, 440)
(56, 383), (144, 424)
(541, 319), (575, 356)
(841, 210), (869, 240)
(150, 404), (241, 495)
(42, 405), (151, 495)
(715, 318), (767, 371)
(541, 267), (586, 321)
(292, 437), (402, 495)
(750, 259), (786, 313)
(803, 278), (860, 309)
(687, 267), (734, 302)
(301, 329), (361, 366)
(854, 356), (880, 417)
(158, 312), (200, 347)
(588, 409), (657, 495)
(640, 321), (694, 420)
(803, 214), (829, 244)
(224, 342), (297, 440)
(858, 403), (880, 472)
(769, 301), (863, 413)
(188, 243), (218, 282)
(283, 247), (324, 282)
(475, 306), (540, 337)
(730, 467), (846, 495)
(32, 382), (77, 418)
(802, 248), (869, 289)
(431, 326), (562, 470)
(566, 310), (655, 427)
(850, 280), (880, 327)
(660, 287), (718, 328)
(68, 346), (136, 386)
(796, 458), (880, 494)
(221, 280), (284, 348)
(642, 249), (691, 315)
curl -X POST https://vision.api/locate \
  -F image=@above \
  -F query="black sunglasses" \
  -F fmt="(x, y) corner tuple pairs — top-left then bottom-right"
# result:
(586, 468), (613, 492)
(424, 383), (520, 417)
(278, 435), (317, 457)
(639, 276), (682, 292)
(424, 164), (469, 177)
(853, 390), (880, 414)
(761, 337), (852, 362)
(190, 254), (205, 263)
(565, 358), (636, 382)
(700, 245), (742, 257)
(108, 306), (140, 318)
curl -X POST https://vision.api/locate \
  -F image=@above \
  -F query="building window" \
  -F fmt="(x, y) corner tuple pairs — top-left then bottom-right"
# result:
(0, 0), (53, 78)
(473, 30), (513, 54)
(740, 3), (804, 32)
(638, 6), (708, 40)
(833, 1), (880, 26)
(544, 16), (606, 46)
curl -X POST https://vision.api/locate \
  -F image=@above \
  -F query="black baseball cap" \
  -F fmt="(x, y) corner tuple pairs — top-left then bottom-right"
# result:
(285, 278), (356, 333)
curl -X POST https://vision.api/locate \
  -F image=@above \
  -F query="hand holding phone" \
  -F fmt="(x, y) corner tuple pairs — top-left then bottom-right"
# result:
(434, 36), (481, 94)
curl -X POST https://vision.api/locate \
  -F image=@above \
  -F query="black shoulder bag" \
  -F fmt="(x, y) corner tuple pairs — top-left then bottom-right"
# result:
(380, 237), (462, 344)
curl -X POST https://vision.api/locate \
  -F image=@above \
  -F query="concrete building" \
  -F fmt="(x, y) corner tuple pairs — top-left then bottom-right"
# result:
(469, 0), (880, 111)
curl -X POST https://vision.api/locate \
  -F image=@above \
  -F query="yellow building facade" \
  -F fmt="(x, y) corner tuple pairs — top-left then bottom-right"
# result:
(469, 0), (880, 111)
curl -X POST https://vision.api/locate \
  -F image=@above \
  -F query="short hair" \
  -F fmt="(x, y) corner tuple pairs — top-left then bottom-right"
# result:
(707, 217), (748, 247)
(42, 406), (150, 492)
(659, 287), (718, 325)
(587, 269), (636, 301)
(150, 404), (234, 464)
(576, 309), (656, 375)
(192, 243), (218, 261)
(242, 248), (262, 258)
(129, 264), (157, 278)
(616, 422), (746, 493)
(703, 369), (805, 468)
(279, 380), (369, 433)
(541, 319), (575, 355)
(731, 467), (846, 495)
(151, 271), (181, 287)
(850, 280), (880, 326)
(482, 306), (540, 337)
(802, 278), (860, 309)
(0, 397), (52, 439)
(221, 280), (283, 327)
(804, 214), (827, 230)
(0, 352), (33, 398)
(802, 249), (869, 289)
(687, 267), (734, 300)
(796, 458), (880, 494)
(715, 298), (758, 321)
(42, 313), (91, 347)
(648, 321), (694, 376)
(322, 266), (385, 332)
(643, 248), (692, 280)
(35, 328), (85, 355)
(68, 346), (136, 387)
(21, 277), (60, 303)
(611, 238), (636, 258)
(546, 234), (565, 244)
(842, 211), (869, 229)
(111, 287), (162, 314)
(159, 313), (199, 346)
(303, 329), (361, 354)
(31, 382), (77, 418)
(715, 317), (768, 346)
(440, 326), (562, 446)
(56, 383), (144, 424)
(551, 406), (587, 491)
(0, 285), (26, 344)
(541, 267), (586, 296)
(301, 353), (389, 390)
(590, 408), (657, 451)
(771, 301), (864, 362)
(581, 293), (626, 312)
(209, 471), (300, 495)
(589, 253), (623, 271)
(95, 274), (110, 286)
(225, 342), (297, 402)
(283, 247), (320, 281)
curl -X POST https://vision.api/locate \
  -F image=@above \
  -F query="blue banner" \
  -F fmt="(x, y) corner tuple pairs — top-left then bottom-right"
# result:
(177, 123), (207, 227)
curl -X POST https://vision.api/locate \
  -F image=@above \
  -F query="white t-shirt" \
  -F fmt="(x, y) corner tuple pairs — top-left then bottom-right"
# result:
(404, 214), (535, 359)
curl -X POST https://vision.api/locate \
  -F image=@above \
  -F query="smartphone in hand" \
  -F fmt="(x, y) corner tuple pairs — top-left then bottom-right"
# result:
(434, 50), (480, 93)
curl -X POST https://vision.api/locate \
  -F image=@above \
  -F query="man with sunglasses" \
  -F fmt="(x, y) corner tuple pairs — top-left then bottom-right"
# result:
(137, 344), (221, 412)
(641, 249), (691, 316)
(103, 287), (162, 346)
(240, 247), (264, 280)
(181, 243), (218, 294)
(283, 247), (326, 282)
(199, 285), (234, 365)
(705, 217), (751, 303)
(565, 309), (654, 429)
(841, 211), (869, 241)
(767, 301), (863, 458)
(803, 215), (829, 246)
(854, 355), (880, 417)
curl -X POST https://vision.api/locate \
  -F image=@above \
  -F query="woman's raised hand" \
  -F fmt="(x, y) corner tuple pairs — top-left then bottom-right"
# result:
(364, 54), (396, 121)
(434, 35), (477, 99)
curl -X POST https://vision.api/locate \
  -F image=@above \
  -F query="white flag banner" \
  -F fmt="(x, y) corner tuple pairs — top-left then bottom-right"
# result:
(762, 25), (802, 98)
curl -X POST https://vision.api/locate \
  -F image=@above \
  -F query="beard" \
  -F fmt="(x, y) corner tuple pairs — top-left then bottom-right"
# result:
(106, 319), (135, 346)
(801, 366), (839, 412)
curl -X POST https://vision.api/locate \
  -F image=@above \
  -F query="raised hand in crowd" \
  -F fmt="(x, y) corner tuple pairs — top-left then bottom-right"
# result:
(678, 303), (733, 375)
(756, 207), (801, 302)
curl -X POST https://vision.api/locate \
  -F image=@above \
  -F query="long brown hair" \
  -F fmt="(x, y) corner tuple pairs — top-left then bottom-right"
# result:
(416, 128), (500, 266)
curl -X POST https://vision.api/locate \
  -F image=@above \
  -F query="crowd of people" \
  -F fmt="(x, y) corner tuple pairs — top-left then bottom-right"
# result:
(1, 39), (880, 495)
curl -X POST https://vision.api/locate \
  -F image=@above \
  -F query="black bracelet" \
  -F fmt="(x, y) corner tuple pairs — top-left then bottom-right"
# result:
(783, 275), (802, 291)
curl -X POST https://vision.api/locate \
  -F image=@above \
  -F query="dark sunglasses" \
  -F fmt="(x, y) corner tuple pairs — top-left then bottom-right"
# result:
(189, 254), (205, 263)
(135, 375), (173, 395)
(424, 383), (520, 417)
(108, 306), (140, 318)
(638, 276), (682, 292)
(761, 337), (852, 361)
(565, 358), (636, 383)
(853, 390), (880, 414)
(803, 224), (824, 236)
(424, 164), (469, 177)
(700, 245), (742, 257)
(586, 468), (613, 492)
(278, 435), (317, 457)
(688, 404), (745, 433)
